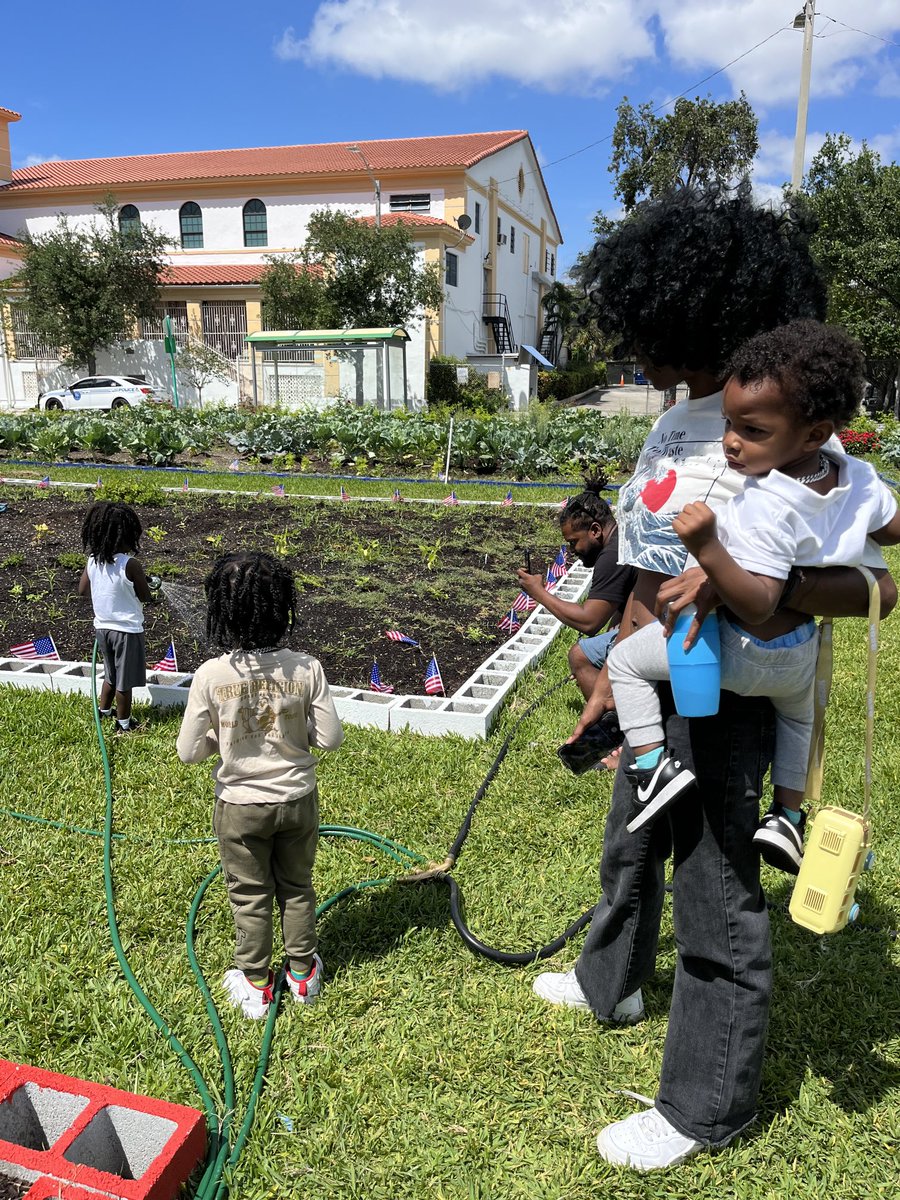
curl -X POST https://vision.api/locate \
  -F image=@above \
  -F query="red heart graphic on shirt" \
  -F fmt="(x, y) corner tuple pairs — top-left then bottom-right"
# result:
(640, 469), (677, 513)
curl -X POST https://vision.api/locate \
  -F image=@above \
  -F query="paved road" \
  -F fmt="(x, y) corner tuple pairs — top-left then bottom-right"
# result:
(571, 382), (688, 419)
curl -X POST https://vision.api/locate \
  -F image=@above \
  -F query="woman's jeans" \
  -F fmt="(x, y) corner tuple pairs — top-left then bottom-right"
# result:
(575, 689), (775, 1146)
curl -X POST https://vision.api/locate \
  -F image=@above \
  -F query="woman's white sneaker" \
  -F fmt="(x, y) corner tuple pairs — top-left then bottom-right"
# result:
(532, 969), (644, 1023)
(596, 1107), (702, 1170)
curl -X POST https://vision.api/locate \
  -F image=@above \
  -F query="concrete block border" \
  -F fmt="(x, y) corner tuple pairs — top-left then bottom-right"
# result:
(0, 566), (591, 739)
(0, 1058), (205, 1200)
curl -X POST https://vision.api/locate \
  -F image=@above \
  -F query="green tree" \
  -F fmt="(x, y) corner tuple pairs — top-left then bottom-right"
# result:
(259, 209), (445, 330)
(609, 94), (759, 211)
(540, 280), (608, 365)
(804, 133), (900, 409)
(176, 339), (231, 409)
(13, 198), (170, 374)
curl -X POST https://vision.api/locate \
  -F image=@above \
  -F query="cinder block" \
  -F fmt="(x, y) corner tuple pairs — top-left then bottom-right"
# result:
(0, 1060), (205, 1200)
(24, 1178), (99, 1199)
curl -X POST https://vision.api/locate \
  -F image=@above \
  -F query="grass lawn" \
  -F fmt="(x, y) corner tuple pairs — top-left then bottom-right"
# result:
(2, 560), (900, 1198)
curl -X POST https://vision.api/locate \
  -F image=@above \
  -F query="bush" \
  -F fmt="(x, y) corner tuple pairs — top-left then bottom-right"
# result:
(95, 474), (166, 506)
(538, 363), (607, 402)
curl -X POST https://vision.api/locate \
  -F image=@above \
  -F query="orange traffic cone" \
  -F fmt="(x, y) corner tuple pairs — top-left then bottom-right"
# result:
(619, 372), (625, 386)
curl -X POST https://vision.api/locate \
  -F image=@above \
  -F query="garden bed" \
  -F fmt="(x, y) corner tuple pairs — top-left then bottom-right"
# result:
(0, 486), (568, 696)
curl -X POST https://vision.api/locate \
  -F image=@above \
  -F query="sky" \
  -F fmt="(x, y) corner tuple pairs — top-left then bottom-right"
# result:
(4, 0), (900, 273)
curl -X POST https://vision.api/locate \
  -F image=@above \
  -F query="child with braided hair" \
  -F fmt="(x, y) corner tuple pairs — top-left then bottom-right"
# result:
(78, 500), (154, 733)
(177, 551), (344, 1019)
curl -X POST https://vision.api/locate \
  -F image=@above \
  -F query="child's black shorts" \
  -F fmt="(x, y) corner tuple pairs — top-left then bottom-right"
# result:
(96, 629), (146, 691)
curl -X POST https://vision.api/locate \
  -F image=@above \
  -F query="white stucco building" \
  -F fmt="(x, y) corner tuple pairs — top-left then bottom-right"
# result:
(0, 106), (562, 410)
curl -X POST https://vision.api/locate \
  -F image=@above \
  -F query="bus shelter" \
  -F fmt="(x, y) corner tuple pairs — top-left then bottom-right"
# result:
(244, 327), (410, 409)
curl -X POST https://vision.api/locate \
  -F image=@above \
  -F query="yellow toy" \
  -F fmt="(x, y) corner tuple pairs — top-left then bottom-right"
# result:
(789, 568), (879, 935)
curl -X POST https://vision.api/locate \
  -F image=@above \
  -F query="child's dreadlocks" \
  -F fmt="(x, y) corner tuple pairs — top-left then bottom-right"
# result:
(205, 551), (297, 651)
(81, 501), (142, 565)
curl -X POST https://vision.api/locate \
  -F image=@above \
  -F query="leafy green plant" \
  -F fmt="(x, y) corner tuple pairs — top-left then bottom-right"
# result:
(96, 475), (166, 506)
(272, 529), (295, 558)
(417, 538), (443, 571)
(146, 526), (168, 544)
(0, 552), (25, 569)
(56, 552), (86, 571)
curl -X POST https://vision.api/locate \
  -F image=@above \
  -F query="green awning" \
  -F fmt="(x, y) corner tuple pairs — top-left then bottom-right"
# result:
(246, 327), (409, 345)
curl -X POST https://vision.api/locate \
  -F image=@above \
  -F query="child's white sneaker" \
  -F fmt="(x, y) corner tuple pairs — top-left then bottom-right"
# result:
(284, 954), (324, 1006)
(223, 969), (274, 1019)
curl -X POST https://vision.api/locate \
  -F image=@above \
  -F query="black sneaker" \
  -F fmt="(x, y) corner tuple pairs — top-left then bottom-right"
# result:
(624, 754), (696, 832)
(114, 717), (141, 735)
(753, 806), (805, 874)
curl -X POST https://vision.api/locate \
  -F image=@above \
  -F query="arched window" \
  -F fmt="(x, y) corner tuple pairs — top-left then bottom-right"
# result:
(118, 204), (141, 237)
(179, 201), (203, 249)
(243, 199), (267, 247)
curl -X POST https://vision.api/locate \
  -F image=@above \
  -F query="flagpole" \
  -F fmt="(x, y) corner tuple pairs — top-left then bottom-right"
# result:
(443, 417), (454, 484)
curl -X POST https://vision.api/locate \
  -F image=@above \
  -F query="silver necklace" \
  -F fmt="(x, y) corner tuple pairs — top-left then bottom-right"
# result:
(795, 453), (831, 485)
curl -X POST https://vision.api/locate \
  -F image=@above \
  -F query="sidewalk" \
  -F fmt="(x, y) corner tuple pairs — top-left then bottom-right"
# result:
(566, 382), (687, 418)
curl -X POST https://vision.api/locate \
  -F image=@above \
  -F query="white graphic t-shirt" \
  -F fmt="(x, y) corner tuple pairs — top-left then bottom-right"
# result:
(617, 392), (744, 576)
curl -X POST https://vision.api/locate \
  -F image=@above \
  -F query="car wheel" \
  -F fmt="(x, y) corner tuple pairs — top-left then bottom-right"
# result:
(45, 398), (63, 411)
(110, 398), (130, 410)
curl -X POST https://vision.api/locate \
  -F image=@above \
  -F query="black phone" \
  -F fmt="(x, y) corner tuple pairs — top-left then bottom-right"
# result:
(557, 711), (625, 775)
(524, 548), (532, 573)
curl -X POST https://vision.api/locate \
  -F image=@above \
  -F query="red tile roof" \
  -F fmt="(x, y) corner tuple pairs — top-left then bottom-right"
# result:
(160, 264), (267, 286)
(0, 230), (24, 248)
(0, 107), (21, 122)
(357, 213), (459, 231)
(2, 131), (528, 192)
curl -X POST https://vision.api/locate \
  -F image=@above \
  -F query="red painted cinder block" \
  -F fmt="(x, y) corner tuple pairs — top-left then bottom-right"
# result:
(0, 1059), (206, 1200)
(25, 1178), (100, 1199)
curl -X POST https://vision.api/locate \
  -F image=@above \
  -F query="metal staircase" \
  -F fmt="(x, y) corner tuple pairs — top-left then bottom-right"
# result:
(537, 324), (560, 366)
(482, 294), (517, 354)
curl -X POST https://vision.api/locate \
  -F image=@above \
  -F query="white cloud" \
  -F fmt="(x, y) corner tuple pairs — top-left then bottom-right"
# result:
(15, 153), (62, 168)
(275, 0), (657, 92)
(276, 0), (900, 105)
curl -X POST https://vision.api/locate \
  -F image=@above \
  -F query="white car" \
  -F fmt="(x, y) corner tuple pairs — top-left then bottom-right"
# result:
(39, 375), (170, 412)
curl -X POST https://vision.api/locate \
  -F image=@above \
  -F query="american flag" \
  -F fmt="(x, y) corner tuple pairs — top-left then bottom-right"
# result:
(340, 484), (350, 501)
(95, 477), (102, 490)
(182, 476), (190, 492)
(385, 630), (420, 647)
(150, 643), (178, 673)
(272, 483), (286, 497)
(500, 489), (514, 507)
(9, 635), (60, 661)
(512, 590), (537, 613)
(559, 496), (570, 511)
(498, 608), (520, 632)
(38, 476), (50, 489)
(443, 490), (459, 506)
(392, 487), (404, 502)
(424, 654), (444, 695)
(228, 459), (241, 471)
(369, 660), (394, 693)
(546, 546), (568, 588)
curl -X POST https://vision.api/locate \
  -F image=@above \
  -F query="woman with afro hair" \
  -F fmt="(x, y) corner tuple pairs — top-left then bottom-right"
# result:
(532, 185), (897, 1171)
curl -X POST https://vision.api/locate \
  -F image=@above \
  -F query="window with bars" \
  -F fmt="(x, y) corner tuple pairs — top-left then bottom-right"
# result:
(8, 306), (60, 360)
(510, 225), (515, 253)
(139, 302), (190, 346)
(118, 204), (141, 238)
(389, 193), (431, 213)
(243, 199), (268, 247)
(179, 201), (203, 249)
(201, 301), (247, 359)
(445, 251), (458, 287)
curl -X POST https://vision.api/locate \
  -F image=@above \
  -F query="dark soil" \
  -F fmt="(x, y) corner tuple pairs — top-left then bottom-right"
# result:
(0, 485), (566, 696)
(0, 1174), (28, 1200)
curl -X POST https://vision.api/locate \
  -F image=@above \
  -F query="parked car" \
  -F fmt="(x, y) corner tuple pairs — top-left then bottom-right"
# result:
(38, 376), (171, 412)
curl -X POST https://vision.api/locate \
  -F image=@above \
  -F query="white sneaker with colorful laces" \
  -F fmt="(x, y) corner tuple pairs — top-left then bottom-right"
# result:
(284, 953), (324, 1006)
(223, 969), (275, 1020)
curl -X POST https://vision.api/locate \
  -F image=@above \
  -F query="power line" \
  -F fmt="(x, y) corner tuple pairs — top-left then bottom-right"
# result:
(817, 14), (900, 50)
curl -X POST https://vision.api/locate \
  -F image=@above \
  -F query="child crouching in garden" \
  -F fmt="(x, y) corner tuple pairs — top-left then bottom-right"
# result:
(177, 551), (344, 1018)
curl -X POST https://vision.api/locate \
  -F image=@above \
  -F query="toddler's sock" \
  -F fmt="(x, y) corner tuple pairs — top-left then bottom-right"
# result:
(288, 963), (314, 982)
(778, 806), (803, 826)
(99, 707), (112, 717)
(634, 747), (664, 771)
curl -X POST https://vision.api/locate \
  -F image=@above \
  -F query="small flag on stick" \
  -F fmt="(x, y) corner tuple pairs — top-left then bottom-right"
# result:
(559, 496), (570, 511)
(228, 459), (241, 472)
(38, 475), (50, 489)
(511, 591), (537, 613)
(182, 476), (190, 492)
(500, 489), (514, 507)
(369, 660), (394, 693)
(9, 635), (60, 661)
(340, 484), (350, 501)
(424, 654), (445, 695)
(546, 546), (568, 589)
(95, 476), (102, 490)
(385, 630), (420, 647)
(392, 487), (404, 503)
(150, 643), (178, 673)
(498, 607), (520, 633)
(272, 483), (286, 497)
(442, 490), (459, 506)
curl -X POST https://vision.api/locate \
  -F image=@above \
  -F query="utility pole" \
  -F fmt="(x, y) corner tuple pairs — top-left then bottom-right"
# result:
(348, 144), (382, 229)
(790, 0), (816, 191)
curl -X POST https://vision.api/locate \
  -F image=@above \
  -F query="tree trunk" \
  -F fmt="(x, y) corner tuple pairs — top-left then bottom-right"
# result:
(87, 352), (96, 375)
